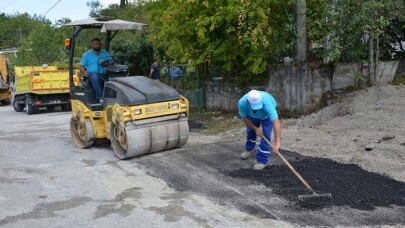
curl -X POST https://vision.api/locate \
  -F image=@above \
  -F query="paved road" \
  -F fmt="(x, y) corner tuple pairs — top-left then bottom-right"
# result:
(0, 105), (404, 227)
(0, 105), (290, 227)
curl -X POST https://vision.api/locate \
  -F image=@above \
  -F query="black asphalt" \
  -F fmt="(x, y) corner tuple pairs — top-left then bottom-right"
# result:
(225, 157), (405, 210)
(133, 139), (405, 226)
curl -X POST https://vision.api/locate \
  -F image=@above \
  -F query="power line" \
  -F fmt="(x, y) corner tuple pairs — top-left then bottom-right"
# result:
(43, 0), (63, 16)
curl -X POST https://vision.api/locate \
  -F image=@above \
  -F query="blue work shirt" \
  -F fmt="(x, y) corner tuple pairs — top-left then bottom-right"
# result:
(168, 66), (183, 80)
(238, 91), (279, 121)
(80, 50), (112, 74)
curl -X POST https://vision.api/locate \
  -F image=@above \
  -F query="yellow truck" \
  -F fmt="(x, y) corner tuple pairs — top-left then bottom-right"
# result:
(0, 55), (11, 106)
(13, 65), (79, 114)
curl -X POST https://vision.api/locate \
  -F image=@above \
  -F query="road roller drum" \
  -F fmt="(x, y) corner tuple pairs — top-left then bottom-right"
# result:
(111, 117), (189, 159)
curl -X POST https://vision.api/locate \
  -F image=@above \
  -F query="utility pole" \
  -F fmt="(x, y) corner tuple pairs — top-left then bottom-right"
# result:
(19, 28), (23, 48)
(120, 0), (128, 8)
(296, 0), (307, 62)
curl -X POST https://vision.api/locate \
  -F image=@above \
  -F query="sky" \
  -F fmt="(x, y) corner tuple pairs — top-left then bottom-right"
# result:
(0, 0), (121, 22)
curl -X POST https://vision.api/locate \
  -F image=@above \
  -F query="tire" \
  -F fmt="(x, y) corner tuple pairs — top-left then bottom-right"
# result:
(110, 123), (130, 159)
(62, 103), (71, 111)
(70, 118), (96, 149)
(13, 99), (24, 112)
(1, 100), (11, 105)
(25, 96), (38, 115)
(46, 106), (55, 111)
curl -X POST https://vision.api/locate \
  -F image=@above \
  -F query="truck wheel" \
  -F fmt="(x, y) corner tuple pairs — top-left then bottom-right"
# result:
(25, 95), (40, 114)
(25, 97), (34, 115)
(62, 103), (71, 111)
(13, 99), (24, 112)
(46, 106), (55, 111)
(1, 100), (11, 105)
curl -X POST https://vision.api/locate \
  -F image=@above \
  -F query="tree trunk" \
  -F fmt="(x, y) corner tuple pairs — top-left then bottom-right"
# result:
(368, 30), (375, 86)
(374, 34), (379, 85)
(296, 0), (307, 61)
(120, 0), (128, 8)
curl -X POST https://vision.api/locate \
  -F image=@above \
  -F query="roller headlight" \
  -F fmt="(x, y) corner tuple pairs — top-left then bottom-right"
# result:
(133, 109), (142, 115)
(171, 104), (179, 109)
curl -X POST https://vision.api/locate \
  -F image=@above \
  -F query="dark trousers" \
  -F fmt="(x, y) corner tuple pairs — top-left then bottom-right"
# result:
(245, 116), (273, 164)
(88, 73), (107, 100)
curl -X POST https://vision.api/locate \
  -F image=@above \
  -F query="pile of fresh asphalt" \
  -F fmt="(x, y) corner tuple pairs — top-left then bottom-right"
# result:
(137, 141), (405, 226)
(188, 120), (206, 132)
(225, 152), (405, 210)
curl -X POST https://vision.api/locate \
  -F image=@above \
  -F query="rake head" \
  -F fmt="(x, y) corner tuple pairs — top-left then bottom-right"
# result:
(298, 192), (332, 204)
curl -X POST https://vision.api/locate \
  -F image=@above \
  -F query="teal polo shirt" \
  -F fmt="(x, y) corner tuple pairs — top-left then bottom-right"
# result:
(238, 91), (279, 121)
(80, 50), (112, 74)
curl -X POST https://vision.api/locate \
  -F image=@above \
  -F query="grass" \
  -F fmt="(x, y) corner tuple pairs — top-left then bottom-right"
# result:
(189, 109), (244, 135)
(391, 78), (405, 86)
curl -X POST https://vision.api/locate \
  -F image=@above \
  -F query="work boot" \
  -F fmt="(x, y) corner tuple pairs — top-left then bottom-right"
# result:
(240, 149), (255, 160)
(253, 163), (267, 170)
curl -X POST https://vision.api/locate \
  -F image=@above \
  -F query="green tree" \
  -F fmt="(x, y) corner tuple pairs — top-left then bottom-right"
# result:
(266, 0), (296, 62)
(16, 23), (70, 65)
(146, 0), (273, 77)
(87, 0), (103, 17)
(327, 0), (405, 85)
(95, 1), (153, 75)
(0, 13), (47, 49)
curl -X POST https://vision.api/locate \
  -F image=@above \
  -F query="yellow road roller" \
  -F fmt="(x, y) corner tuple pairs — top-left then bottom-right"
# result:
(65, 17), (189, 159)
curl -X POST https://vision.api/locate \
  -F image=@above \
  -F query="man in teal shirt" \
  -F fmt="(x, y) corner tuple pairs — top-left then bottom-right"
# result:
(80, 38), (112, 102)
(238, 90), (282, 170)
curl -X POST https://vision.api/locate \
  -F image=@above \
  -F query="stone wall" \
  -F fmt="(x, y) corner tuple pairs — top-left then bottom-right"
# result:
(375, 61), (399, 84)
(204, 61), (399, 114)
(362, 61), (399, 84)
(204, 80), (266, 111)
(204, 81), (243, 111)
(332, 63), (360, 90)
(267, 64), (333, 114)
(394, 59), (405, 79)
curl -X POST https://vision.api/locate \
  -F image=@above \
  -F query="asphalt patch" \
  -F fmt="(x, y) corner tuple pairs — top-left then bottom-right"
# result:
(137, 141), (405, 226)
(225, 157), (405, 210)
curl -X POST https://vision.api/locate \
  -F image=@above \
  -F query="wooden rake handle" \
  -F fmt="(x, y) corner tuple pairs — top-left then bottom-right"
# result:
(261, 135), (315, 193)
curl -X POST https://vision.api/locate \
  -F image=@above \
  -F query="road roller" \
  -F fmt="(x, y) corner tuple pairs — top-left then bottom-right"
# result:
(65, 17), (189, 159)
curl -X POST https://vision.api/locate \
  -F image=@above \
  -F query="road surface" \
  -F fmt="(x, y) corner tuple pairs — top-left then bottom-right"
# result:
(0, 105), (404, 227)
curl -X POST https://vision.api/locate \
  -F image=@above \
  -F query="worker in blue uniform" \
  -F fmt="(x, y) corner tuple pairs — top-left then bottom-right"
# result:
(238, 90), (282, 170)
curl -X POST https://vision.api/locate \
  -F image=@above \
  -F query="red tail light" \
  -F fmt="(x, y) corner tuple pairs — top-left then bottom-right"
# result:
(33, 100), (43, 105)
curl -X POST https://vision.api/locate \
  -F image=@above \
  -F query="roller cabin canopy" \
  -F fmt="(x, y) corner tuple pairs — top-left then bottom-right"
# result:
(65, 17), (146, 32)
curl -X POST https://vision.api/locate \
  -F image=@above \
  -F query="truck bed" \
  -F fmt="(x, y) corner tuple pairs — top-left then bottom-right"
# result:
(15, 66), (79, 95)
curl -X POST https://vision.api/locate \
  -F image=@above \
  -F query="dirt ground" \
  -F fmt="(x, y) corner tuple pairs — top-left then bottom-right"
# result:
(180, 84), (405, 226)
(281, 85), (405, 182)
(196, 84), (405, 182)
(193, 85), (405, 181)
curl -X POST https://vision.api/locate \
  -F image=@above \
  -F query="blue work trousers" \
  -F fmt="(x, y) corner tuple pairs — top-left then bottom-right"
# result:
(89, 73), (108, 100)
(245, 116), (273, 164)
